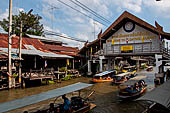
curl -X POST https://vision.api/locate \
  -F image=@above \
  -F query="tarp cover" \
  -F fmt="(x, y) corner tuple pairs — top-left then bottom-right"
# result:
(0, 82), (93, 113)
(136, 80), (170, 110)
(95, 70), (115, 76)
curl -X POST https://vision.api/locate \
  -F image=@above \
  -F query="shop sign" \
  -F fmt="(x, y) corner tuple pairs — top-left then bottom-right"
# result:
(121, 45), (133, 53)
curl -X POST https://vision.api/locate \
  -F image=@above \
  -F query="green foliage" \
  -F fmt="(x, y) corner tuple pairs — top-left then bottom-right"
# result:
(59, 67), (67, 72)
(0, 11), (44, 37)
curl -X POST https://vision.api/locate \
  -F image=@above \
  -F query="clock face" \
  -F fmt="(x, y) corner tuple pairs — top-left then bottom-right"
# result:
(123, 21), (135, 32)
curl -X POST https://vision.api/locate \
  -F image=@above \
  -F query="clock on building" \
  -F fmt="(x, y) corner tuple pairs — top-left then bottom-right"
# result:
(123, 21), (135, 32)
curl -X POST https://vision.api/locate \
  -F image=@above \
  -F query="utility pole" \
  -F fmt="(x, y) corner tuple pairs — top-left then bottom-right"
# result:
(19, 9), (33, 86)
(8, 0), (12, 89)
(19, 21), (22, 85)
(48, 5), (59, 30)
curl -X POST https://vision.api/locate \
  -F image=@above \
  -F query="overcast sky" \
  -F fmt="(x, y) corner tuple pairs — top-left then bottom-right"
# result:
(0, 0), (170, 48)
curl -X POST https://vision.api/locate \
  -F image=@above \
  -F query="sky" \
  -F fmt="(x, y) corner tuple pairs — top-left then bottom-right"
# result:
(0, 0), (170, 48)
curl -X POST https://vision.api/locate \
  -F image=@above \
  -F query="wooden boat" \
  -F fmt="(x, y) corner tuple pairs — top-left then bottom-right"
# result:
(0, 82), (96, 113)
(118, 83), (147, 99)
(92, 70), (116, 83)
(118, 75), (147, 100)
(113, 72), (131, 85)
(146, 66), (153, 71)
(122, 66), (136, 74)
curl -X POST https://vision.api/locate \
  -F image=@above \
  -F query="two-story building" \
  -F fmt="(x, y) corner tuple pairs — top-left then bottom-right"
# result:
(79, 11), (170, 75)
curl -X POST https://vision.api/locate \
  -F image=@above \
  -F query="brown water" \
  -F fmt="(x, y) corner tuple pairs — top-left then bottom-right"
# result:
(0, 68), (156, 113)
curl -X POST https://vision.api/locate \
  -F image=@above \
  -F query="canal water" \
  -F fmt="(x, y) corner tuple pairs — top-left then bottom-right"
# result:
(0, 68), (156, 113)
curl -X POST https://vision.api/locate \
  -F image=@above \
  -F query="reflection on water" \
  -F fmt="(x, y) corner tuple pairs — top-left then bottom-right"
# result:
(0, 68), (157, 113)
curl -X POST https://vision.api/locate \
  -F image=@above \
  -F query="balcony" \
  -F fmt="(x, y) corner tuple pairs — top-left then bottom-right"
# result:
(103, 42), (162, 56)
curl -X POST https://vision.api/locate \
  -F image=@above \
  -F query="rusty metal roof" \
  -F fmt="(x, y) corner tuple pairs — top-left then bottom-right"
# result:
(0, 34), (79, 57)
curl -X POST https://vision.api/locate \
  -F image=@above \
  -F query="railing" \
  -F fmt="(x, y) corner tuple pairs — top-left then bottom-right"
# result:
(22, 68), (55, 78)
(103, 42), (162, 55)
(161, 47), (170, 59)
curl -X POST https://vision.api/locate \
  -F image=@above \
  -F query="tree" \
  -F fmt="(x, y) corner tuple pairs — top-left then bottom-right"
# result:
(0, 11), (44, 37)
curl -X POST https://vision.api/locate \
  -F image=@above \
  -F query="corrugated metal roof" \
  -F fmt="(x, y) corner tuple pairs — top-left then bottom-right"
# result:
(0, 47), (73, 59)
(0, 34), (79, 57)
(26, 34), (62, 43)
(0, 50), (22, 60)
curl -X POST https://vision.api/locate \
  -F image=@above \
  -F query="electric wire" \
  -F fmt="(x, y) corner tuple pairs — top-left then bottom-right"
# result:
(56, 0), (107, 26)
(74, 0), (111, 23)
(44, 29), (86, 42)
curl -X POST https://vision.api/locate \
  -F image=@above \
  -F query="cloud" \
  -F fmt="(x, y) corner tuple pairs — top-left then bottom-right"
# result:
(0, 9), (8, 21)
(41, 0), (106, 47)
(143, 0), (170, 18)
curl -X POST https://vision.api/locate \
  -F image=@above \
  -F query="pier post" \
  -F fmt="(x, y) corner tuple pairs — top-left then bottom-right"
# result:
(99, 59), (103, 72)
(88, 60), (91, 75)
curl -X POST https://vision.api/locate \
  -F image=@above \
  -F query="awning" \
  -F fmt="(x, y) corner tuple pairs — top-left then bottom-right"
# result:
(136, 80), (170, 110)
(0, 82), (93, 113)
(95, 70), (116, 76)
(0, 47), (73, 59)
(0, 51), (23, 60)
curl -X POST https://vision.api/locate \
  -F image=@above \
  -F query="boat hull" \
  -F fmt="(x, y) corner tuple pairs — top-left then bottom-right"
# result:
(118, 87), (147, 100)
(92, 78), (113, 83)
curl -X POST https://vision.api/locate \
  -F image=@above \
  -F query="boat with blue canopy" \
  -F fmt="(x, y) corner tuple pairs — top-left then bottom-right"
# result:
(0, 82), (96, 113)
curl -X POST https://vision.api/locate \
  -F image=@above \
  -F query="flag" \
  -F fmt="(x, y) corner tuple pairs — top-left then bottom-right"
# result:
(67, 59), (69, 66)
(142, 36), (144, 43)
(45, 60), (47, 68)
(126, 38), (128, 43)
(112, 39), (114, 45)
(159, 33), (162, 41)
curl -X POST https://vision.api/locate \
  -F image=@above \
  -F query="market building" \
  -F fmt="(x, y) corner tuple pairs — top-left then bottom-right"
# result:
(0, 34), (80, 71)
(0, 33), (80, 88)
(79, 11), (170, 75)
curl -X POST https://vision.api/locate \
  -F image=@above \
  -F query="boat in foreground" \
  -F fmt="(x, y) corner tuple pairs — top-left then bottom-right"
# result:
(0, 82), (96, 113)
(136, 80), (170, 113)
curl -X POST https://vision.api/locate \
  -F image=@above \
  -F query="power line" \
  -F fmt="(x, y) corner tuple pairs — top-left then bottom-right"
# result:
(69, 0), (110, 24)
(44, 29), (86, 42)
(74, 0), (111, 23)
(56, 0), (108, 26)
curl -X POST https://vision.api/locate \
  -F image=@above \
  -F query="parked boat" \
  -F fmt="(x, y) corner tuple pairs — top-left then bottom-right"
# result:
(0, 82), (96, 113)
(92, 70), (116, 83)
(118, 75), (147, 100)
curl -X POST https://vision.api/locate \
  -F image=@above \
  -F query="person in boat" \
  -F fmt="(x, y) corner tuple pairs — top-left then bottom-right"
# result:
(133, 83), (139, 92)
(47, 103), (55, 113)
(62, 94), (71, 113)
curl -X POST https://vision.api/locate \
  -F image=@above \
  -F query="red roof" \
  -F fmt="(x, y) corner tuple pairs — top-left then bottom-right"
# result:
(0, 34), (79, 57)
(101, 11), (170, 39)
